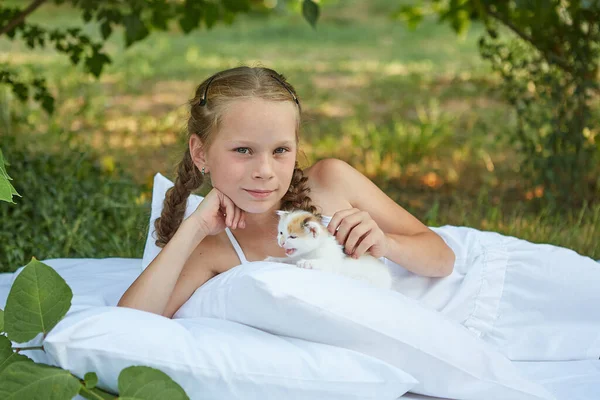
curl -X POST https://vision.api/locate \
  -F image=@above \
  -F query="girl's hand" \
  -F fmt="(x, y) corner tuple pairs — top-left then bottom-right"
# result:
(189, 187), (246, 237)
(326, 208), (389, 259)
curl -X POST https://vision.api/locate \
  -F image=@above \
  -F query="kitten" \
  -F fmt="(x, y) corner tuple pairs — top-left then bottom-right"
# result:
(264, 210), (393, 290)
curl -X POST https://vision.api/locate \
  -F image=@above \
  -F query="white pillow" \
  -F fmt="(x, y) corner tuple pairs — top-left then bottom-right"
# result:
(142, 173), (204, 271)
(44, 306), (417, 400)
(174, 262), (556, 400)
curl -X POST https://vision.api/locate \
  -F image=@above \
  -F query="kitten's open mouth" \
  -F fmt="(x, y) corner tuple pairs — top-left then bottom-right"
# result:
(285, 248), (296, 256)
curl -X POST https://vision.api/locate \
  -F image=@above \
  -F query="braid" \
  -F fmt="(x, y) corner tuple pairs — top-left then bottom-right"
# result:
(154, 149), (205, 248)
(279, 162), (322, 219)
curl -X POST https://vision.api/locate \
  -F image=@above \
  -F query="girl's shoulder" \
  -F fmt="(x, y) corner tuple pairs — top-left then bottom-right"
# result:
(304, 158), (353, 217)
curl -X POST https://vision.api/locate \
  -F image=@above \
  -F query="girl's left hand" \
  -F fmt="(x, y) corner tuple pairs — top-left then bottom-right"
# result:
(326, 208), (390, 259)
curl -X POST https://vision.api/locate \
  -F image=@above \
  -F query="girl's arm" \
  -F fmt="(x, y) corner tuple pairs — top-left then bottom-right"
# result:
(117, 215), (214, 317)
(312, 158), (455, 277)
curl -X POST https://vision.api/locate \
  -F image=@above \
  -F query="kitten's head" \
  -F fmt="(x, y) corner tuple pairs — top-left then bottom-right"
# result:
(275, 210), (326, 257)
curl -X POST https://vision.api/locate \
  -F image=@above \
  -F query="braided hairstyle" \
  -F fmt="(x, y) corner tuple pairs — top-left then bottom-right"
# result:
(154, 66), (320, 248)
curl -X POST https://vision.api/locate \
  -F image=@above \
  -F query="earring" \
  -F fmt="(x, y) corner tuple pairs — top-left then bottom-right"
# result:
(201, 167), (206, 176)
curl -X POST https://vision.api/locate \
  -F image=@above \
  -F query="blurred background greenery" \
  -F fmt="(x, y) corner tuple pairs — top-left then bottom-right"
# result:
(0, 0), (598, 272)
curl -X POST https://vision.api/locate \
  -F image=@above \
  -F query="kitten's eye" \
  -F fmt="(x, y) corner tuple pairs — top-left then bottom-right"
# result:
(289, 235), (297, 239)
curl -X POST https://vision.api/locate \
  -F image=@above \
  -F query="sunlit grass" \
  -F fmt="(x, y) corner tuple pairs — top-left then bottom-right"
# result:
(0, 0), (598, 259)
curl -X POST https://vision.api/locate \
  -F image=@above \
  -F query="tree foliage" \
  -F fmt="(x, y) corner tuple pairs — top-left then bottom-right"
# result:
(395, 0), (600, 205)
(0, 0), (320, 114)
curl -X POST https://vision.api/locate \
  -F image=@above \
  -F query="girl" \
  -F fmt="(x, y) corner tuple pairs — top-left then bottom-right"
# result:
(118, 66), (600, 362)
(117, 65), (454, 318)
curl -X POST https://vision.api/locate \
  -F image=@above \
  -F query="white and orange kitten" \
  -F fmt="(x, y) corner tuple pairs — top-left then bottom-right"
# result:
(264, 210), (392, 289)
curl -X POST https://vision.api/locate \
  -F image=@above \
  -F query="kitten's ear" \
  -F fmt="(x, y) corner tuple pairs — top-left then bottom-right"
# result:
(275, 210), (289, 217)
(304, 220), (322, 238)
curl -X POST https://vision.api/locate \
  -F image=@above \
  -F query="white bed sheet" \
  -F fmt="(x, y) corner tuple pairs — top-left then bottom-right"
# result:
(1, 258), (599, 400)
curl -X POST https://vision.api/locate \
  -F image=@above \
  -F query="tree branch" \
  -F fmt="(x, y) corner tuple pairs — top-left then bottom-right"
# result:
(0, 0), (49, 36)
(481, 3), (572, 73)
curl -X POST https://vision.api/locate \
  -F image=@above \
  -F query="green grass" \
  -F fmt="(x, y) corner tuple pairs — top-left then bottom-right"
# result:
(0, 0), (598, 265)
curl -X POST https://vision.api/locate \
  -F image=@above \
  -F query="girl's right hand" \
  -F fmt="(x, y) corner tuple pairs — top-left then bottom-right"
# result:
(189, 187), (246, 237)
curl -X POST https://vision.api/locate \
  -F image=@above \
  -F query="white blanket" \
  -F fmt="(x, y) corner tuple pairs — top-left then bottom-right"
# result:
(1, 223), (599, 399)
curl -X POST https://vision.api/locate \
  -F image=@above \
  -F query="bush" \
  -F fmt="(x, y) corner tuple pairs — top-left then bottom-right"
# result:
(0, 135), (149, 273)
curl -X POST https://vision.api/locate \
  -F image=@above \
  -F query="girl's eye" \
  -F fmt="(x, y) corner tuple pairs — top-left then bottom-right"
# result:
(234, 147), (290, 155)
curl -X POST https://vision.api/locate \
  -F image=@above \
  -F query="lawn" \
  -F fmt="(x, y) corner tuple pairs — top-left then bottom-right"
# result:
(0, 0), (598, 265)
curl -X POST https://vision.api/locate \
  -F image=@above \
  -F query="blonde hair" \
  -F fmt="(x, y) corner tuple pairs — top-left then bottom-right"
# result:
(154, 66), (321, 247)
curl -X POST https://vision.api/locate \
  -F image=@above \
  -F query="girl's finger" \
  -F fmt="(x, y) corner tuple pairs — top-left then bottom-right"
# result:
(353, 235), (375, 258)
(232, 206), (242, 229)
(345, 224), (371, 255)
(223, 196), (236, 227)
(327, 208), (359, 235)
(334, 211), (363, 245)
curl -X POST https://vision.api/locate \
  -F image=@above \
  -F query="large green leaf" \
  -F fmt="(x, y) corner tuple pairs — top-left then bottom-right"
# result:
(3, 258), (72, 343)
(118, 366), (189, 400)
(0, 361), (80, 400)
(0, 308), (4, 331)
(0, 336), (31, 375)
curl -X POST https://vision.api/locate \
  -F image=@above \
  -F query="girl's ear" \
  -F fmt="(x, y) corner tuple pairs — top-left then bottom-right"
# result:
(189, 135), (208, 169)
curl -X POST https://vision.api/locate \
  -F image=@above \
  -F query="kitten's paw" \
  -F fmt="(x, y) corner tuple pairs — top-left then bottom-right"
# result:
(296, 259), (315, 270)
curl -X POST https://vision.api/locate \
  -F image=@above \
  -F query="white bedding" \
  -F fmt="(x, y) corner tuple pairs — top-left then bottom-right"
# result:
(1, 257), (599, 399)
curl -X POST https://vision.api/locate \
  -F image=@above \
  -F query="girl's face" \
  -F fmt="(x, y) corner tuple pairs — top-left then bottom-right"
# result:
(206, 97), (298, 214)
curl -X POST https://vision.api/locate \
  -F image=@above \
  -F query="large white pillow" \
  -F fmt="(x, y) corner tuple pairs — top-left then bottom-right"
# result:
(142, 173), (204, 271)
(44, 306), (417, 400)
(174, 262), (556, 400)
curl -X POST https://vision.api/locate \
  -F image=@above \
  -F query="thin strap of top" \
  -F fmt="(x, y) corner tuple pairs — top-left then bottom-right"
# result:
(224, 227), (249, 264)
(225, 215), (333, 265)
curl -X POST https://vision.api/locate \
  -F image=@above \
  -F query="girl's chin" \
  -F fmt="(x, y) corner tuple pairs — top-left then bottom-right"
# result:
(236, 201), (279, 214)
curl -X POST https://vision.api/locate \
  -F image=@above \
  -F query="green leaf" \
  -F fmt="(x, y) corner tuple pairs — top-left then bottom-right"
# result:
(0, 308), (3, 331)
(0, 148), (9, 176)
(0, 148), (20, 203)
(0, 361), (80, 399)
(3, 258), (72, 343)
(118, 366), (189, 400)
(84, 371), (98, 389)
(204, 3), (220, 29)
(0, 178), (14, 203)
(179, 4), (202, 34)
(0, 336), (31, 375)
(302, 0), (319, 29)
(123, 13), (150, 47)
(85, 49), (112, 78)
